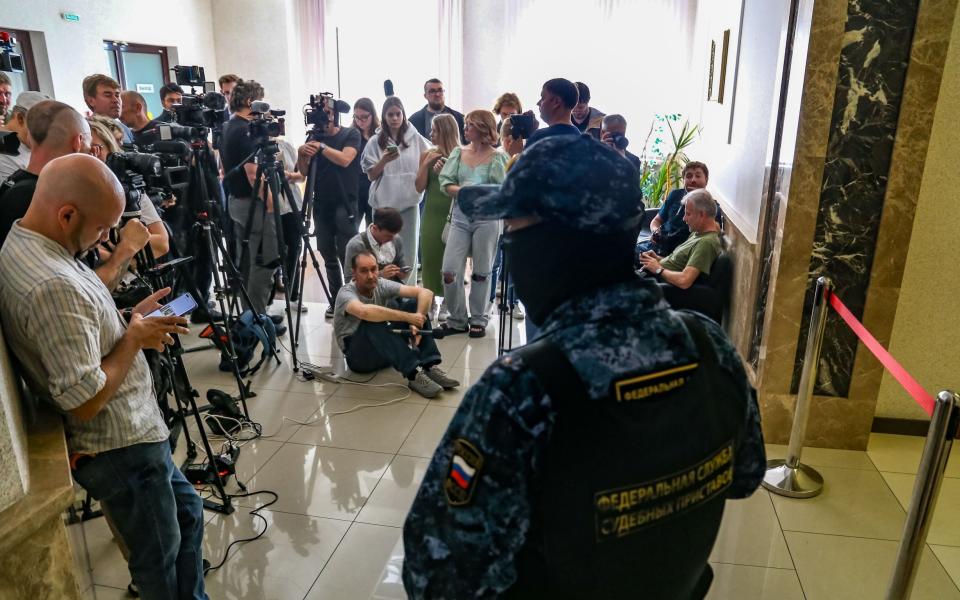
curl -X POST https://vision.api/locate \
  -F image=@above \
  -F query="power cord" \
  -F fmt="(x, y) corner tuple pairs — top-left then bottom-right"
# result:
(204, 487), (279, 573)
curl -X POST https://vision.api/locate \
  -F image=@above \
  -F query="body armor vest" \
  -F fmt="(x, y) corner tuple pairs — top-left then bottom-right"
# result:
(506, 314), (746, 599)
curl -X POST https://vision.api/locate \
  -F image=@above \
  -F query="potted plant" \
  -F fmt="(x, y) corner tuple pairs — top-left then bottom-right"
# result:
(639, 114), (701, 207)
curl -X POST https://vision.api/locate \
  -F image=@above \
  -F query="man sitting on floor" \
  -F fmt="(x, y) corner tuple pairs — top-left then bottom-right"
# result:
(638, 188), (722, 289)
(334, 250), (460, 398)
(344, 207), (408, 283)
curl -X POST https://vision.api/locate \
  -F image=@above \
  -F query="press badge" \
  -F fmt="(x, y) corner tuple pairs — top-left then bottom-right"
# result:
(444, 438), (484, 506)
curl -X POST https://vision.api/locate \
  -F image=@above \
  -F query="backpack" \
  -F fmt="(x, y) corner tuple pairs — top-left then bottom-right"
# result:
(217, 309), (277, 376)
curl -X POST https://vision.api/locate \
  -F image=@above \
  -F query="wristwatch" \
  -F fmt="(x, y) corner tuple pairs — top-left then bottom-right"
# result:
(319, 142), (328, 153)
(655, 266), (664, 276)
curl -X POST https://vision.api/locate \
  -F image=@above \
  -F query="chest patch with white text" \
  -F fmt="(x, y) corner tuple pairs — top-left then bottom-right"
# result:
(611, 363), (698, 402)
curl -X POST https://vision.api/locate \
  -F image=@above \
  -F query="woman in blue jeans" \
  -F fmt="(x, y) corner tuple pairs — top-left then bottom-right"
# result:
(438, 110), (509, 337)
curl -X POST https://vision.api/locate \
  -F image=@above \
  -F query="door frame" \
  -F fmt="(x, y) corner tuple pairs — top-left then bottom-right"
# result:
(104, 40), (171, 87)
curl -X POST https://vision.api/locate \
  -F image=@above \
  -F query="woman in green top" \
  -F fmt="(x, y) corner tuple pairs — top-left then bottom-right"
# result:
(416, 114), (461, 304)
(437, 110), (509, 337)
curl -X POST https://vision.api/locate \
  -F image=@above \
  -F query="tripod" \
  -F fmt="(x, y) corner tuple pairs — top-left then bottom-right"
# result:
(117, 205), (240, 514)
(247, 138), (311, 370)
(497, 246), (518, 357)
(290, 151), (335, 372)
(183, 137), (278, 402)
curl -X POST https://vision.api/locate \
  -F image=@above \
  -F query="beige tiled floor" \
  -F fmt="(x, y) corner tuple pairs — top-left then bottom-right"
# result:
(72, 301), (960, 599)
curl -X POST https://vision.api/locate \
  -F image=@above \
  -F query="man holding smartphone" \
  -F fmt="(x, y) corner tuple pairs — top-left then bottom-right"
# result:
(0, 154), (208, 599)
(344, 207), (409, 282)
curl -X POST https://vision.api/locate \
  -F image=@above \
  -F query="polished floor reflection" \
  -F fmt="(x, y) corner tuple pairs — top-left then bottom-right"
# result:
(70, 302), (960, 599)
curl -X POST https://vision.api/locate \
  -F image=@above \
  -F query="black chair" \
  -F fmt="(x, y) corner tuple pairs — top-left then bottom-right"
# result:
(659, 253), (733, 324)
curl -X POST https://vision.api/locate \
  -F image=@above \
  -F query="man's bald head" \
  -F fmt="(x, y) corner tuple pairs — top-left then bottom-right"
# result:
(34, 154), (124, 214)
(120, 91), (149, 129)
(26, 100), (91, 154)
(22, 154), (125, 254)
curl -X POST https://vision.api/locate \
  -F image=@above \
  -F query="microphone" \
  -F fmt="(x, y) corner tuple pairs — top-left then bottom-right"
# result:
(390, 329), (443, 338)
(384, 79), (394, 97)
(250, 100), (271, 114)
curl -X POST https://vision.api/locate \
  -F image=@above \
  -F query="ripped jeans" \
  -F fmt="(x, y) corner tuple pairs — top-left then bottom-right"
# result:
(441, 207), (500, 330)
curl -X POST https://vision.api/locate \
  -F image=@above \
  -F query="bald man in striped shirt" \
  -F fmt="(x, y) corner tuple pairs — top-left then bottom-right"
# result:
(0, 154), (209, 600)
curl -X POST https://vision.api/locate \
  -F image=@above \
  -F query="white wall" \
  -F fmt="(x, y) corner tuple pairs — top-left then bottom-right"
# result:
(691, 0), (794, 241)
(463, 0), (699, 140)
(0, 0), (217, 112)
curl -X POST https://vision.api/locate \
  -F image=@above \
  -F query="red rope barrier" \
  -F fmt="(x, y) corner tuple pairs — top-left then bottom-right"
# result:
(827, 292), (935, 417)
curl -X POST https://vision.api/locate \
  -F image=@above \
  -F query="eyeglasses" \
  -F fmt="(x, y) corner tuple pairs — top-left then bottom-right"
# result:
(426, 88), (444, 95)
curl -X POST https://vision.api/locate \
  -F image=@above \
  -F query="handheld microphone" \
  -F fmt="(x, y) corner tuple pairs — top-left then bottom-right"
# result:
(384, 79), (395, 97)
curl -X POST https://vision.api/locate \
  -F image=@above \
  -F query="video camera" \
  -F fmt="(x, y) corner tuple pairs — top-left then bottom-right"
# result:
(0, 32), (24, 73)
(609, 134), (629, 151)
(106, 151), (162, 219)
(303, 93), (350, 141)
(136, 128), (194, 200)
(509, 112), (538, 140)
(170, 65), (227, 136)
(248, 101), (286, 143)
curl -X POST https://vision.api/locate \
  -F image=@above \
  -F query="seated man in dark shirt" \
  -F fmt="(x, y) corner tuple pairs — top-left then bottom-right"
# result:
(639, 188), (723, 290)
(638, 161), (711, 257)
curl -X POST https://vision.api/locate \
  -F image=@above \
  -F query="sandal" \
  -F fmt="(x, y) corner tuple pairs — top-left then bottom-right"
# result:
(437, 323), (468, 337)
(469, 325), (486, 338)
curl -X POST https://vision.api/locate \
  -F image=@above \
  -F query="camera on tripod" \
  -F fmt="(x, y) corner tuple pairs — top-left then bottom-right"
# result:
(170, 65), (227, 132)
(0, 31), (24, 73)
(248, 101), (286, 143)
(303, 93), (350, 141)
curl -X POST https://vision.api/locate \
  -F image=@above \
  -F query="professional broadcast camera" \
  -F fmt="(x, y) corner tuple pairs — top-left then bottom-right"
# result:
(106, 151), (162, 218)
(170, 65), (227, 139)
(303, 93), (350, 141)
(0, 31), (24, 73)
(248, 101), (286, 144)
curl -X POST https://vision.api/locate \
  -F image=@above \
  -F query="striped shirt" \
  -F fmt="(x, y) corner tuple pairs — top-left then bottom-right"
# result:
(0, 223), (168, 454)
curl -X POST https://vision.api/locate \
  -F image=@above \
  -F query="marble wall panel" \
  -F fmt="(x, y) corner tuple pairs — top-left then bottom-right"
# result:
(791, 0), (921, 396)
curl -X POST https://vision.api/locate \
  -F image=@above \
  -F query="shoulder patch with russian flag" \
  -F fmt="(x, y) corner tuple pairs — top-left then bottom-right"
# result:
(444, 438), (484, 506)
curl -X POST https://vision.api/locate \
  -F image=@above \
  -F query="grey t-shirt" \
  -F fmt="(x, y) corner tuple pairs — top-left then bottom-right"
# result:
(333, 278), (403, 350)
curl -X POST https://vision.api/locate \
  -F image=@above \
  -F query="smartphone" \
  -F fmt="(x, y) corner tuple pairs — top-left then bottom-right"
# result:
(386, 144), (399, 154)
(147, 292), (198, 319)
(400, 266), (413, 273)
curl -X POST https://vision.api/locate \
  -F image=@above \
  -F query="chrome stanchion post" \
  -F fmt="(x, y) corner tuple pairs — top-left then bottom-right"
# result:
(762, 276), (832, 498)
(886, 391), (959, 600)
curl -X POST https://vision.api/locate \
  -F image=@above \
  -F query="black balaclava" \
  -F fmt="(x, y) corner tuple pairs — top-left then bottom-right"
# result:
(502, 220), (637, 325)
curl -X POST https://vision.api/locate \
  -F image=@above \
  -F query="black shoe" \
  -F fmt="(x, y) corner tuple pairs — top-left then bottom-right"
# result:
(275, 323), (287, 336)
(203, 558), (211, 577)
(269, 314), (284, 325)
(325, 305), (334, 319)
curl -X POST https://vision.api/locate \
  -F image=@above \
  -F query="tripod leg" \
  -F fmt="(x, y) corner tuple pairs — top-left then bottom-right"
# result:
(266, 167), (300, 371)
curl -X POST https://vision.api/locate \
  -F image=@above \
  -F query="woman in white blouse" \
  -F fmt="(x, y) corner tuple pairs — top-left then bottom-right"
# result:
(361, 97), (431, 285)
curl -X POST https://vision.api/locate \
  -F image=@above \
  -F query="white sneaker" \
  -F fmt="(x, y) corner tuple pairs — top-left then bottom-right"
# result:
(292, 300), (309, 313)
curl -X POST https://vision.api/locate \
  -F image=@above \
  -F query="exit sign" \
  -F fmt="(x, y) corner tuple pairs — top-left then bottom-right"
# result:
(61, 12), (80, 22)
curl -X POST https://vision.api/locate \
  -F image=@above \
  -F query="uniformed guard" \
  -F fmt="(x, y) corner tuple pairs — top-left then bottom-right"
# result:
(402, 134), (766, 599)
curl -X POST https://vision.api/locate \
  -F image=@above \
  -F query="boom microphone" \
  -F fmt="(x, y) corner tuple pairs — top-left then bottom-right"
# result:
(384, 79), (394, 97)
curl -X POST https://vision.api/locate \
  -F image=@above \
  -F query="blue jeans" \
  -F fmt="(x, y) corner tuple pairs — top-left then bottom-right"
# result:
(73, 441), (208, 600)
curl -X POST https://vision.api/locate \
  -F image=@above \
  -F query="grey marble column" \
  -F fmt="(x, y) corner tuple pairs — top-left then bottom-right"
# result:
(791, 0), (920, 396)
